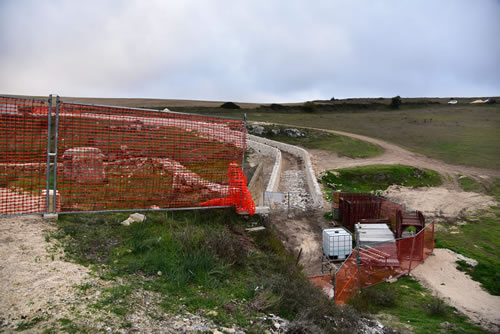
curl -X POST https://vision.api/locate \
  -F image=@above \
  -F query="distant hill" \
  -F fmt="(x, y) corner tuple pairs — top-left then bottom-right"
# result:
(2, 94), (498, 109)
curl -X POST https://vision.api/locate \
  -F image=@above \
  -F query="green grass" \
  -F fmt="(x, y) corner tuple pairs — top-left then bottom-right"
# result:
(52, 209), (360, 332)
(170, 102), (500, 170)
(350, 276), (485, 334)
(458, 176), (483, 193)
(15, 316), (45, 331)
(251, 124), (383, 158)
(321, 164), (442, 194)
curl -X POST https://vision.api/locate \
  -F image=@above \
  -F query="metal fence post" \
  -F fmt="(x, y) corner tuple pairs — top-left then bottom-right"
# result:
(241, 113), (247, 170)
(408, 235), (416, 274)
(45, 95), (53, 213)
(52, 96), (61, 213)
(355, 225), (361, 287)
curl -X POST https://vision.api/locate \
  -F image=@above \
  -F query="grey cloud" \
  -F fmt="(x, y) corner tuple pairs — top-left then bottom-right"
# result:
(1, 0), (499, 102)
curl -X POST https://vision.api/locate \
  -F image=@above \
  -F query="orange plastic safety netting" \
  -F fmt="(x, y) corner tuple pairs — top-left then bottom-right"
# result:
(309, 222), (435, 304)
(0, 97), (49, 215)
(55, 102), (249, 213)
(1, 96), (252, 215)
(200, 162), (255, 215)
(332, 222), (434, 304)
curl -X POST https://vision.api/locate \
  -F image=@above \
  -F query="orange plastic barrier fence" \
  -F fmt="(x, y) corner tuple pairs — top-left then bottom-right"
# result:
(1, 96), (253, 215)
(0, 97), (49, 215)
(333, 222), (434, 304)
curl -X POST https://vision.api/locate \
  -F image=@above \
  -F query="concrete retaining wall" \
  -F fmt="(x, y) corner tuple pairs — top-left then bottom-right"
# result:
(247, 162), (264, 206)
(247, 139), (281, 193)
(248, 135), (324, 208)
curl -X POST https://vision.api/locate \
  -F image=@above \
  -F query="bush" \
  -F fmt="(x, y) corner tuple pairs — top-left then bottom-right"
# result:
(350, 286), (396, 311)
(428, 296), (447, 316)
(302, 102), (317, 113)
(220, 102), (240, 109)
(390, 96), (402, 109)
(270, 103), (285, 110)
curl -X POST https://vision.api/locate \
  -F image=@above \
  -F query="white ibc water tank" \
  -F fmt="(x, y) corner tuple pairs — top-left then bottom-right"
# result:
(322, 228), (352, 260)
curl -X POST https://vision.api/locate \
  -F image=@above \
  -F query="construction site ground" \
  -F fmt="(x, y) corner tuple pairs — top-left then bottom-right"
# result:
(1, 127), (499, 332)
(249, 127), (499, 331)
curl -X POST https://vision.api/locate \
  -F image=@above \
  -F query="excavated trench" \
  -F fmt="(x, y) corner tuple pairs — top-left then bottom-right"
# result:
(261, 152), (329, 276)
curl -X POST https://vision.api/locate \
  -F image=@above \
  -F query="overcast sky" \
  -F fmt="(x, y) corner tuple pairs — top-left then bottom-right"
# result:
(1, 0), (499, 102)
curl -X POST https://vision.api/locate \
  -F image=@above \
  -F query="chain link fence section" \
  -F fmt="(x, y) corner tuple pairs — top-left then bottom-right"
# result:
(55, 101), (247, 213)
(0, 96), (50, 215)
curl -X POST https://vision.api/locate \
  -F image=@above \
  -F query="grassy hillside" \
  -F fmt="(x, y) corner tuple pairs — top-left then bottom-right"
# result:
(169, 102), (500, 170)
(249, 124), (383, 158)
(48, 210), (360, 333)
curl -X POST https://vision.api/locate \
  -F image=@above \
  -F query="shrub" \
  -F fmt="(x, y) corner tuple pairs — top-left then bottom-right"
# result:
(302, 102), (317, 113)
(270, 103), (285, 110)
(350, 286), (396, 311)
(390, 96), (402, 109)
(220, 102), (240, 109)
(428, 296), (447, 316)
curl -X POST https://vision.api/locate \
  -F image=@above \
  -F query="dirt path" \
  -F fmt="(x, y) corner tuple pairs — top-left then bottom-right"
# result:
(309, 128), (500, 183)
(303, 129), (497, 218)
(412, 249), (500, 332)
(252, 121), (500, 188)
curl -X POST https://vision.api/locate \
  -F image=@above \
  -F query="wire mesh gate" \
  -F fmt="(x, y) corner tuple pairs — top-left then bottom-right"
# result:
(1, 95), (249, 216)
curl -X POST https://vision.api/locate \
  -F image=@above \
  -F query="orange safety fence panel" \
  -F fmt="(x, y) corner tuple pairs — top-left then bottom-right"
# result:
(1, 96), (250, 216)
(327, 222), (435, 304)
(0, 97), (49, 215)
(55, 102), (247, 213)
(334, 250), (360, 304)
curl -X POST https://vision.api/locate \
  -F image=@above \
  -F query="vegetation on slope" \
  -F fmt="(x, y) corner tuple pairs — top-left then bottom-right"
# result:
(51, 209), (360, 332)
(350, 276), (485, 334)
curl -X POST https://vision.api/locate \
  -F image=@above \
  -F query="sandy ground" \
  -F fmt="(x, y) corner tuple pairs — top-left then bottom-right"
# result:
(382, 185), (497, 218)
(412, 249), (500, 332)
(0, 215), (89, 330)
(0, 215), (245, 333)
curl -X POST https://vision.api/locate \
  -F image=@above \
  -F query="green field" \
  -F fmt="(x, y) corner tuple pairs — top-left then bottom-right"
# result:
(169, 102), (500, 170)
